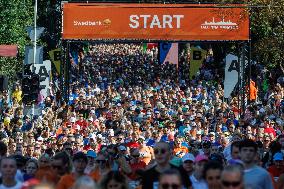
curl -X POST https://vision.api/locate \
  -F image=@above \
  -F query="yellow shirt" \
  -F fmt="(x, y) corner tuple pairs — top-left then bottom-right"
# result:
(12, 90), (22, 102)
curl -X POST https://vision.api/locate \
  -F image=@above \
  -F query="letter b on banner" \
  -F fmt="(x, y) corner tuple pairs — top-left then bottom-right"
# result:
(54, 51), (61, 61)
(190, 47), (206, 79)
(192, 50), (202, 60)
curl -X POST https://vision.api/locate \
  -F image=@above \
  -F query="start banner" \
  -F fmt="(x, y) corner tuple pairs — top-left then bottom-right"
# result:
(62, 3), (249, 41)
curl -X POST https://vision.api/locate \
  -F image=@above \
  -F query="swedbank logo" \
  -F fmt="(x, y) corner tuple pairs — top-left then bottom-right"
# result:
(103, 19), (112, 26)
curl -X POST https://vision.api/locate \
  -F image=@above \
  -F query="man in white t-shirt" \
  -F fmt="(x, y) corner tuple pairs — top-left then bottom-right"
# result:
(0, 157), (22, 189)
(239, 139), (273, 189)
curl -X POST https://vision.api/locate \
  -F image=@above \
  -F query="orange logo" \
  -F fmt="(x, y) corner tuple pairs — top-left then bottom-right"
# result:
(103, 19), (112, 26)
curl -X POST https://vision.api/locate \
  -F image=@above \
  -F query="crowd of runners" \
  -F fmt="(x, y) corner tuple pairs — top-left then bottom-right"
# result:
(0, 43), (283, 189)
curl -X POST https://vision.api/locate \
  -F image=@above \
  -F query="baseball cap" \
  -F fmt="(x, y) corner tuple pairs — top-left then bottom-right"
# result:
(273, 152), (284, 161)
(86, 150), (97, 158)
(209, 153), (224, 163)
(183, 128), (190, 134)
(37, 136), (43, 142)
(70, 117), (76, 123)
(196, 130), (202, 135)
(209, 132), (215, 136)
(119, 145), (127, 151)
(154, 110), (160, 114)
(196, 113), (202, 118)
(109, 129), (114, 137)
(182, 153), (195, 162)
(194, 154), (208, 163)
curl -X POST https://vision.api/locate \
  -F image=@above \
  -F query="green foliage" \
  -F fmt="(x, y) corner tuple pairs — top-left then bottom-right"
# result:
(250, 0), (284, 69)
(0, 0), (34, 81)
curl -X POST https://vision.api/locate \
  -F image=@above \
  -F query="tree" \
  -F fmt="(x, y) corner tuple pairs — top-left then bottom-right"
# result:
(250, 0), (284, 71)
(0, 0), (34, 82)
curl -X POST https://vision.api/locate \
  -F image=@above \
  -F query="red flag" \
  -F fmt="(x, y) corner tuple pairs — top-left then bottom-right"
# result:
(0, 45), (18, 57)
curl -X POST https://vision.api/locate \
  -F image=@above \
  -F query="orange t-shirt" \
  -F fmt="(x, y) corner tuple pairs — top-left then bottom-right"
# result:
(249, 81), (257, 100)
(56, 173), (75, 189)
(89, 168), (110, 182)
(35, 167), (60, 185)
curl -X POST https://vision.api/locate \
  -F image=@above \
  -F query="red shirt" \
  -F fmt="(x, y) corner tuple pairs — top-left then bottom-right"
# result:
(75, 120), (88, 129)
(268, 165), (284, 178)
(128, 161), (146, 180)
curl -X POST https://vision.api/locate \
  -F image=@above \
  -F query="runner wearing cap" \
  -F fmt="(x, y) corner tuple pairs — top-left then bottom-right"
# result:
(268, 152), (284, 182)
(181, 153), (195, 176)
(190, 154), (208, 189)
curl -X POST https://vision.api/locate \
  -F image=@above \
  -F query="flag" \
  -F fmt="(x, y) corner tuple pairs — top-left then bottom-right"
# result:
(48, 49), (61, 74)
(143, 43), (158, 53)
(0, 45), (18, 57)
(190, 47), (206, 79)
(71, 51), (79, 65)
(224, 54), (239, 98)
(159, 43), (178, 65)
(143, 43), (147, 53)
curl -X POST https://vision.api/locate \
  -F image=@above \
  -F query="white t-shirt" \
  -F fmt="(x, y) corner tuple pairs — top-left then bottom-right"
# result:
(0, 181), (22, 189)
(190, 175), (208, 189)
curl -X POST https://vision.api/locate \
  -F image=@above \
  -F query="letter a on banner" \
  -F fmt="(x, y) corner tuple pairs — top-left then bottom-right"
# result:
(159, 43), (178, 65)
(190, 47), (206, 79)
(224, 54), (239, 98)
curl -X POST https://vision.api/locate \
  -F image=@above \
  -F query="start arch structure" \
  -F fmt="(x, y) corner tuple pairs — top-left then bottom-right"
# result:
(61, 2), (250, 115)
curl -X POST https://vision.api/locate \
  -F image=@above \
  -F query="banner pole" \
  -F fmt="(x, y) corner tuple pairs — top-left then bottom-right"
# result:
(33, 0), (37, 70)
(31, 0), (38, 118)
(237, 42), (241, 117)
(248, 9), (252, 105)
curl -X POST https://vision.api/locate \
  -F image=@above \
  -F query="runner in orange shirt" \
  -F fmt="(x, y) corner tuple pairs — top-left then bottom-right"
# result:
(173, 137), (188, 158)
(56, 152), (88, 189)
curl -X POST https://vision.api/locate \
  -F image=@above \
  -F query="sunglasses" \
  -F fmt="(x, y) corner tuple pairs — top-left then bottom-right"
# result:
(203, 145), (211, 148)
(154, 148), (167, 155)
(52, 165), (62, 170)
(222, 180), (241, 187)
(96, 160), (106, 163)
(160, 183), (181, 189)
